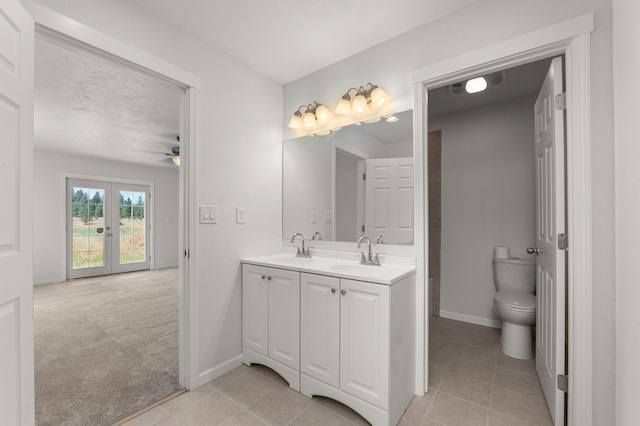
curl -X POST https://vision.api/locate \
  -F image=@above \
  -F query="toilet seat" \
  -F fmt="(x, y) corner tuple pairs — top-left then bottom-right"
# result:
(494, 291), (536, 312)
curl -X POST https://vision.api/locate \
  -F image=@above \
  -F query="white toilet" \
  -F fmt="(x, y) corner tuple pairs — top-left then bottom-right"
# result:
(493, 248), (536, 360)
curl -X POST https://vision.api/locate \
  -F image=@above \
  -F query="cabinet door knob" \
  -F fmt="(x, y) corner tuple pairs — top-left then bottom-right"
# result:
(331, 288), (336, 294)
(340, 289), (346, 295)
(261, 275), (266, 280)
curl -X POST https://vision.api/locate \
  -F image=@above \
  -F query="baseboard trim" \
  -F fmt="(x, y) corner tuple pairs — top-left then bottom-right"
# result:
(34, 278), (64, 286)
(439, 310), (502, 329)
(198, 354), (243, 387)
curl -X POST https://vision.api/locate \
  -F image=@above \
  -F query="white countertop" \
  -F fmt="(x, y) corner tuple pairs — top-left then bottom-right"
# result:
(241, 251), (416, 285)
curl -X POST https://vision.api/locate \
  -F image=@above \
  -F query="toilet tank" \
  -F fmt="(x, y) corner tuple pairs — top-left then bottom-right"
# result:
(493, 257), (536, 293)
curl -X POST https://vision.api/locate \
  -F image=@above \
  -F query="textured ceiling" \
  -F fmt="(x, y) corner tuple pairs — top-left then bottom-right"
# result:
(128, 0), (479, 84)
(34, 36), (183, 168)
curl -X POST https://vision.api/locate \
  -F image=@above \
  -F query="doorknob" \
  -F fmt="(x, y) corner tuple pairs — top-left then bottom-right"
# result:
(527, 247), (540, 255)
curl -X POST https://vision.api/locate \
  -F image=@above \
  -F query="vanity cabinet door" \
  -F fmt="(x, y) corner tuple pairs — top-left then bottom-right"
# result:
(301, 273), (340, 387)
(340, 279), (390, 409)
(268, 268), (300, 370)
(242, 264), (269, 356)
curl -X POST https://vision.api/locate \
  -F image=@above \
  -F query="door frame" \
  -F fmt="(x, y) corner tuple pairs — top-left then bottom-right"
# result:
(30, 4), (202, 390)
(63, 175), (155, 278)
(413, 14), (594, 425)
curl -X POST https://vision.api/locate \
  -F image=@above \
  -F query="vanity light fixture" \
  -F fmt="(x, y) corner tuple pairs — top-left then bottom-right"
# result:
(288, 101), (333, 130)
(335, 83), (390, 117)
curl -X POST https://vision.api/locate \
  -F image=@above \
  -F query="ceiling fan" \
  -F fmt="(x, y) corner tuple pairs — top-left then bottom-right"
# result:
(165, 136), (180, 166)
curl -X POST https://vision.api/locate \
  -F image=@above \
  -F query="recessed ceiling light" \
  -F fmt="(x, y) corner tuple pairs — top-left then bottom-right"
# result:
(385, 115), (399, 123)
(465, 77), (488, 94)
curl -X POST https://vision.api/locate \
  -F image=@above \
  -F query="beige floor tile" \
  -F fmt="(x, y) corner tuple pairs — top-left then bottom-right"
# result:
(406, 389), (437, 416)
(210, 365), (253, 388)
(426, 392), (488, 426)
(487, 409), (536, 426)
(161, 391), (207, 415)
(314, 396), (368, 423)
(429, 365), (445, 388)
(497, 352), (537, 377)
(439, 372), (493, 407)
(172, 391), (241, 426)
(491, 386), (553, 425)
(423, 419), (446, 426)
(446, 358), (496, 384)
(218, 370), (278, 406)
(397, 408), (425, 425)
(494, 368), (544, 399)
(122, 406), (171, 426)
(155, 416), (179, 426)
(249, 364), (290, 386)
(221, 410), (267, 425)
(248, 386), (312, 424)
(290, 402), (354, 426)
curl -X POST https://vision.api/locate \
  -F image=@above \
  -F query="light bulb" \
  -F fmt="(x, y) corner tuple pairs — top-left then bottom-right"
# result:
(351, 94), (370, 115)
(171, 155), (180, 166)
(303, 111), (317, 128)
(370, 86), (389, 106)
(334, 97), (351, 116)
(288, 113), (303, 130)
(315, 104), (333, 124)
(465, 77), (488, 94)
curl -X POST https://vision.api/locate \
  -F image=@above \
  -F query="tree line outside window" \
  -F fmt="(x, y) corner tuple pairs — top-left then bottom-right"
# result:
(72, 189), (144, 224)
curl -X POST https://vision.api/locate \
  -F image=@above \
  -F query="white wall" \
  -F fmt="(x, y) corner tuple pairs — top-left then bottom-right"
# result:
(613, 0), (640, 424)
(33, 149), (179, 284)
(430, 95), (536, 325)
(25, 0), (283, 384)
(284, 0), (615, 422)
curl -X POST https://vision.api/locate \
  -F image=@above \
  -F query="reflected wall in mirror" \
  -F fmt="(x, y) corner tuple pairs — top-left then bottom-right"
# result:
(283, 110), (414, 245)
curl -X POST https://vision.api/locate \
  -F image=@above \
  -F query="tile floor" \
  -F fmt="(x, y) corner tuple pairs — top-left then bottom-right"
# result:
(123, 317), (553, 425)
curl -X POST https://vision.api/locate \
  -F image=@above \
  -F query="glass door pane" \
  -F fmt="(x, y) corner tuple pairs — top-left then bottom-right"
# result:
(118, 190), (146, 264)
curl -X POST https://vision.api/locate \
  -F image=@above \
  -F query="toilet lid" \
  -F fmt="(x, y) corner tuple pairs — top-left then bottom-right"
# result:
(494, 291), (536, 312)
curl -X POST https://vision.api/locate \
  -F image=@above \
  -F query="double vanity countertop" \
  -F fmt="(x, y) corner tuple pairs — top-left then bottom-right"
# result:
(242, 248), (416, 285)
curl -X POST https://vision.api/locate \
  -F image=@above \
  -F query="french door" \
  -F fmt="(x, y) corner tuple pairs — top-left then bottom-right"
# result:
(67, 178), (151, 279)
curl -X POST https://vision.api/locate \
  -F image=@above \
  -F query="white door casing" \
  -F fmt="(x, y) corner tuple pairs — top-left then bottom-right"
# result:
(534, 56), (566, 424)
(364, 157), (414, 244)
(0, 0), (35, 424)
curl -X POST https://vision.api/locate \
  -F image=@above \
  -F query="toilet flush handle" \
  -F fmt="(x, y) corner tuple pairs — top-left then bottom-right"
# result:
(527, 247), (540, 255)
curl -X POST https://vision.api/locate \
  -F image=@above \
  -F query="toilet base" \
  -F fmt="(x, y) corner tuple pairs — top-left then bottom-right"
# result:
(500, 321), (533, 360)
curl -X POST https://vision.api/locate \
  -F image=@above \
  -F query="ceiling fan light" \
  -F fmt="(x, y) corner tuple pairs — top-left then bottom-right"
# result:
(334, 97), (352, 116)
(315, 104), (333, 123)
(370, 86), (389, 106)
(171, 155), (180, 166)
(302, 111), (317, 128)
(351, 94), (369, 115)
(288, 112), (303, 130)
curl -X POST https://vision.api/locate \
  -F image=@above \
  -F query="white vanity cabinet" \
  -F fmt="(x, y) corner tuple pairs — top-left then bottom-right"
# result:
(300, 272), (414, 426)
(241, 255), (415, 426)
(242, 264), (300, 390)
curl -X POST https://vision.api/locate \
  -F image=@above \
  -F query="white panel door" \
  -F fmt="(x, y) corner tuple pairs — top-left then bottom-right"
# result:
(301, 273), (340, 387)
(242, 264), (269, 356)
(340, 279), (389, 409)
(268, 268), (300, 369)
(112, 183), (151, 273)
(364, 158), (414, 244)
(534, 56), (566, 424)
(0, 1), (35, 424)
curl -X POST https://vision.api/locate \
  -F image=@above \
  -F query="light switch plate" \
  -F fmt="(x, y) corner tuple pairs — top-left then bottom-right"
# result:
(236, 207), (245, 224)
(200, 205), (216, 224)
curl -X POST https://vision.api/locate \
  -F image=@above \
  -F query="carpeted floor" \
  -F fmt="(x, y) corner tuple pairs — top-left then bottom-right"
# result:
(34, 269), (180, 426)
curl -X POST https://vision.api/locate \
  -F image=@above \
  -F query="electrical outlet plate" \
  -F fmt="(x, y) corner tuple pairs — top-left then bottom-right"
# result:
(236, 207), (245, 224)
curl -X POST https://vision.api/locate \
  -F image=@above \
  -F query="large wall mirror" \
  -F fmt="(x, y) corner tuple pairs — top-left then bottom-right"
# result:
(283, 109), (414, 245)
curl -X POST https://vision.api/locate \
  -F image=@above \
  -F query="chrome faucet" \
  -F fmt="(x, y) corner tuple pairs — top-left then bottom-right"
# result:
(357, 235), (380, 266)
(291, 233), (311, 258)
(312, 232), (323, 241)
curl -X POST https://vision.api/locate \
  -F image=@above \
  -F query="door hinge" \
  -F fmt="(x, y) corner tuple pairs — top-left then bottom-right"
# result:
(555, 93), (567, 110)
(558, 233), (568, 250)
(184, 249), (190, 259)
(363, 173), (366, 181)
(361, 225), (365, 232)
(557, 374), (568, 392)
